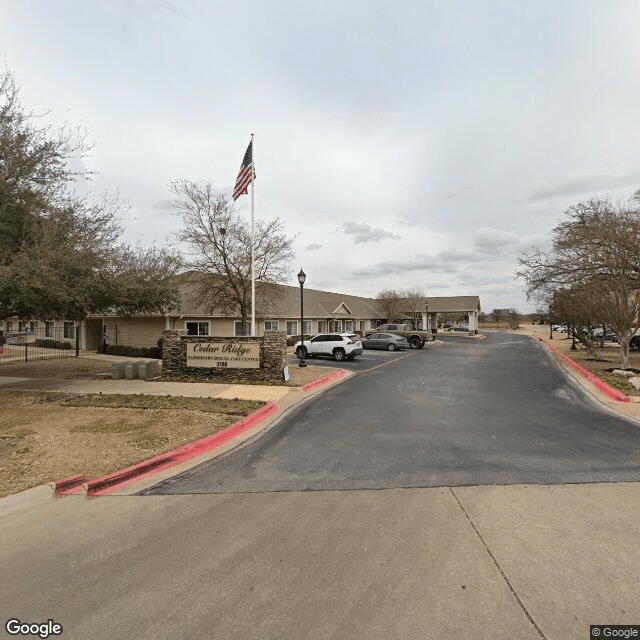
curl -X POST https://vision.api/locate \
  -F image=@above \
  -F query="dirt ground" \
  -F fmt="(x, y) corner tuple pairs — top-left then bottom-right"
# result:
(0, 356), (338, 498)
(514, 324), (640, 396)
(0, 391), (265, 498)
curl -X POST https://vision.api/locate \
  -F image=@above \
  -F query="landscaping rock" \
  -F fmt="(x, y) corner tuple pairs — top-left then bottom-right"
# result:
(628, 377), (640, 390)
(612, 369), (636, 377)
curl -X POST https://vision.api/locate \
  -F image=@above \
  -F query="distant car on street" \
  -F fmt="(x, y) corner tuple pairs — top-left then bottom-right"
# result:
(294, 333), (363, 362)
(361, 332), (410, 351)
(452, 325), (469, 332)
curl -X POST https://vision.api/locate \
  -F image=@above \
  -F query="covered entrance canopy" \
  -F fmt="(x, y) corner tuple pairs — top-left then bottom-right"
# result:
(423, 296), (482, 334)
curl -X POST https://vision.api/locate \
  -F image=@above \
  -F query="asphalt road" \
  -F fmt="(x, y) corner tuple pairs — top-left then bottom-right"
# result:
(142, 331), (640, 494)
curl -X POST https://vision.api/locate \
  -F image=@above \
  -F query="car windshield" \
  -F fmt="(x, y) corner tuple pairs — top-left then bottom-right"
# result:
(347, 335), (359, 341)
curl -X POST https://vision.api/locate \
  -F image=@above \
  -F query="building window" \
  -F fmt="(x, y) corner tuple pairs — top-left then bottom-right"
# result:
(345, 320), (353, 333)
(234, 321), (252, 336)
(186, 321), (210, 336)
(63, 321), (75, 339)
(317, 321), (327, 333)
(45, 322), (54, 338)
(286, 320), (297, 336)
(303, 320), (312, 335)
(18, 320), (26, 332)
(6, 321), (13, 334)
(264, 321), (279, 331)
(29, 321), (36, 333)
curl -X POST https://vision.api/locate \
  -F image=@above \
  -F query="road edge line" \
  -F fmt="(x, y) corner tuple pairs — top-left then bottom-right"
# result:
(536, 337), (630, 403)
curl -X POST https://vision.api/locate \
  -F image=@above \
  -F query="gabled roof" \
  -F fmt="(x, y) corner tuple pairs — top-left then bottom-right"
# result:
(425, 296), (481, 313)
(171, 273), (480, 319)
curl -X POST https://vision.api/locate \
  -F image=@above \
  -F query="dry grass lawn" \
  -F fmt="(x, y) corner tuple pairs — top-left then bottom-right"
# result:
(0, 391), (264, 498)
(0, 356), (340, 498)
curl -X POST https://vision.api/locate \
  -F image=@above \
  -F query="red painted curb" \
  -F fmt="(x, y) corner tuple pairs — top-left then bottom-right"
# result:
(538, 338), (630, 403)
(80, 401), (278, 497)
(54, 473), (86, 497)
(301, 369), (349, 393)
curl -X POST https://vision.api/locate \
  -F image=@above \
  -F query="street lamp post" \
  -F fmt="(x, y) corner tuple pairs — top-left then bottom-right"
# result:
(549, 305), (553, 340)
(297, 269), (307, 368)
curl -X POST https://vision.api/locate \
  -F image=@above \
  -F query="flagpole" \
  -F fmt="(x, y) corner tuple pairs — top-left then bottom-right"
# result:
(250, 132), (255, 337)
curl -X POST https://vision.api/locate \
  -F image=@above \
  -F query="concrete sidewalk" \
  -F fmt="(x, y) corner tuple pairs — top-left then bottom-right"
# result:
(0, 374), (294, 402)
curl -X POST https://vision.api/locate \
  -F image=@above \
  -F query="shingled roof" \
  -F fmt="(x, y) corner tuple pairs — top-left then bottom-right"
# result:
(173, 273), (480, 319)
(425, 296), (481, 313)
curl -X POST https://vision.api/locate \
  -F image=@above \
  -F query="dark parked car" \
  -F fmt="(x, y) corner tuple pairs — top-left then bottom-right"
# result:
(361, 332), (410, 351)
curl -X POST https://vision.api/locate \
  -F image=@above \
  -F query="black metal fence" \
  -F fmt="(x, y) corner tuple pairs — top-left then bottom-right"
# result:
(0, 324), (117, 365)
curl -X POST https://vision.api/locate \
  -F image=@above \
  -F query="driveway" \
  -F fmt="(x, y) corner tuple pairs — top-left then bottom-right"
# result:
(287, 346), (418, 372)
(4, 331), (640, 640)
(142, 331), (640, 494)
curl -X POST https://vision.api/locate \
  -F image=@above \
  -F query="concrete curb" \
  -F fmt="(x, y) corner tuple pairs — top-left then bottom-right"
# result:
(74, 402), (277, 498)
(301, 368), (348, 393)
(537, 337), (630, 403)
(54, 473), (87, 497)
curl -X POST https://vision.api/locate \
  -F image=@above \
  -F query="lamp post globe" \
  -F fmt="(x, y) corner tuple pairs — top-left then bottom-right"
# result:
(298, 269), (307, 368)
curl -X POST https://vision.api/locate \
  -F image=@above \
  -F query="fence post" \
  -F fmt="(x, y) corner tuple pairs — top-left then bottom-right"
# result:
(24, 342), (28, 363)
(75, 326), (80, 357)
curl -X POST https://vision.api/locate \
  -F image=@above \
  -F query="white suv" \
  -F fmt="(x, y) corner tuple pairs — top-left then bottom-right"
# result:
(294, 333), (363, 362)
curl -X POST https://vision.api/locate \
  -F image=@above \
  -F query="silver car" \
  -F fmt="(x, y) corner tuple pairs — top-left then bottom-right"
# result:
(361, 332), (410, 351)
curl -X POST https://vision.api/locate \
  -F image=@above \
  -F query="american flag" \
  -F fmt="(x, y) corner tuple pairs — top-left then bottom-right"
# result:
(232, 139), (255, 200)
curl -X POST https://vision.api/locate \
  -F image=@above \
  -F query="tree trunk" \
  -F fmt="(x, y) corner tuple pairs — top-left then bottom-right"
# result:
(619, 337), (630, 370)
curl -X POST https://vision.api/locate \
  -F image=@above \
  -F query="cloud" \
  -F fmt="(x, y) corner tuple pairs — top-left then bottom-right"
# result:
(472, 227), (519, 252)
(351, 254), (451, 278)
(306, 243), (322, 251)
(342, 221), (401, 244)
(527, 169), (640, 202)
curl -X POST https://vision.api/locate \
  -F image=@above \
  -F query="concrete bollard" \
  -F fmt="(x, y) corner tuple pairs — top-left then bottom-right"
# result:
(125, 363), (136, 380)
(138, 362), (148, 380)
(111, 363), (125, 380)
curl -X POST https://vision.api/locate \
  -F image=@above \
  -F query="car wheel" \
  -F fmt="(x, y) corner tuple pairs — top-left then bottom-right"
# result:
(409, 336), (424, 349)
(333, 348), (346, 362)
(387, 343), (396, 351)
(296, 346), (308, 359)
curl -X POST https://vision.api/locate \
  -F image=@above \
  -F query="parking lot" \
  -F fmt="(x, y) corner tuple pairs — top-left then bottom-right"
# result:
(286, 345), (423, 373)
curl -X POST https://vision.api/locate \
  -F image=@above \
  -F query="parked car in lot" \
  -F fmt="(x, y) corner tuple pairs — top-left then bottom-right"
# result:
(294, 333), (363, 362)
(361, 332), (410, 351)
(452, 325), (469, 332)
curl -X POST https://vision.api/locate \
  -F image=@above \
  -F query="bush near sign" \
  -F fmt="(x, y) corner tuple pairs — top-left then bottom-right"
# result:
(186, 341), (260, 369)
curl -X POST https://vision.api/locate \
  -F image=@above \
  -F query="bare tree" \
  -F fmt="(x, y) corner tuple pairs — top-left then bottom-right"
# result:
(506, 308), (520, 330)
(491, 308), (504, 328)
(375, 289), (404, 323)
(168, 180), (295, 334)
(518, 195), (640, 368)
(401, 287), (426, 329)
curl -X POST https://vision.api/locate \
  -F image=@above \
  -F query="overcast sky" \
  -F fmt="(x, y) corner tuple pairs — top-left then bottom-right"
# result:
(3, 0), (640, 312)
